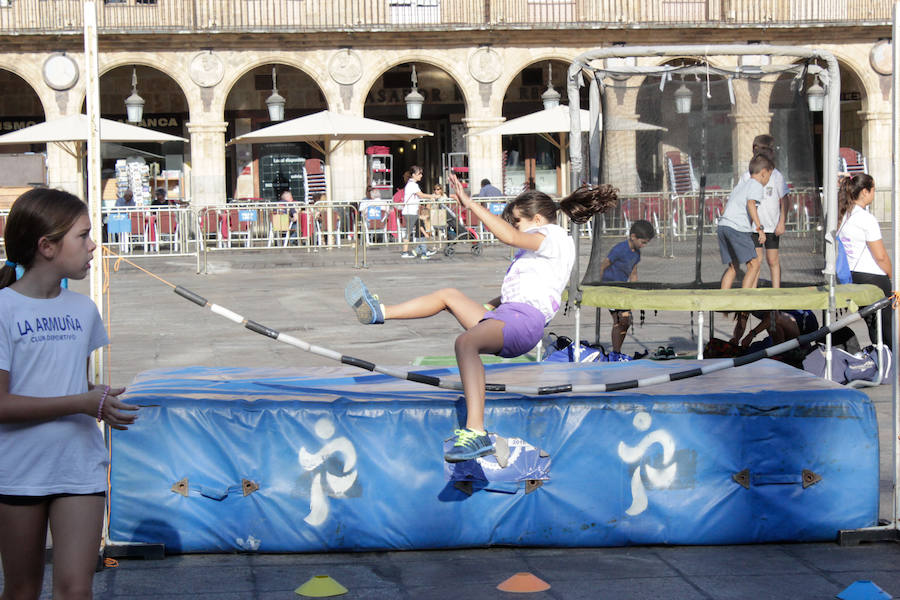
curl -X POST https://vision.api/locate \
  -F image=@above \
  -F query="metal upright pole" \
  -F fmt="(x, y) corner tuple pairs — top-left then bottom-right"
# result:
(892, 0), (900, 533)
(84, 1), (104, 384)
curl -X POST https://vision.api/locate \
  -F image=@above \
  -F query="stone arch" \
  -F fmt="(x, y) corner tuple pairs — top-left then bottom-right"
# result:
(94, 55), (192, 108)
(87, 64), (190, 122)
(354, 53), (472, 116)
(221, 56), (331, 116)
(0, 59), (51, 116)
(495, 52), (580, 116)
(827, 49), (878, 113)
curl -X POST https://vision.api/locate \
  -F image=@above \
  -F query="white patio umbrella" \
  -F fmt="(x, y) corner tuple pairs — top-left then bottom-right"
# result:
(0, 113), (187, 145)
(471, 104), (664, 194)
(0, 113), (187, 184)
(227, 109), (433, 235)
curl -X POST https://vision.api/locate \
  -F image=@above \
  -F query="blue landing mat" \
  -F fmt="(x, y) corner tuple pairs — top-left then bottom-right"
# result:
(108, 360), (877, 553)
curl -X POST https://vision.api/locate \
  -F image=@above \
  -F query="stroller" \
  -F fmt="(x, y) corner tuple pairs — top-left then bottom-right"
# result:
(439, 202), (482, 256)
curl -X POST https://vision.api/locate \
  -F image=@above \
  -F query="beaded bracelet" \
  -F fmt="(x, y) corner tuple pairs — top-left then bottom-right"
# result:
(96, 386), (109, 423)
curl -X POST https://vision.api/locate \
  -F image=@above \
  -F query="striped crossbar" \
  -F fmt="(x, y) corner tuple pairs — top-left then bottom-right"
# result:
(174, 286), (892, 395)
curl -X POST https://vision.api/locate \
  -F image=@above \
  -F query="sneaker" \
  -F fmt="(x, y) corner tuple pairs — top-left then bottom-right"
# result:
(401, 251), (417, 258)
(444, 428), (495, 463)
(344, 276), (384, 324)
(424, 249), (437, 257)
(418, 253), (430, 260)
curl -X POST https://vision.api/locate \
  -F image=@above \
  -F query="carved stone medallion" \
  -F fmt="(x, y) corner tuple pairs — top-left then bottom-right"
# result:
(329, 49), (362, 86)
(189, 52), (225, 88)
(468, 47), (503, 84)
(42, 53), (79, 91)
(870, 40), (892, 76)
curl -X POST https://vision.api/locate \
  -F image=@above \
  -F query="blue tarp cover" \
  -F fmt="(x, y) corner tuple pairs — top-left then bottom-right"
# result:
(109, 360), (877, 553)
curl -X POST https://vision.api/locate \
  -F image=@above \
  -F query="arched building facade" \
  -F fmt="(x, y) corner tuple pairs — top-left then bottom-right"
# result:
(0, 5), (892, 218)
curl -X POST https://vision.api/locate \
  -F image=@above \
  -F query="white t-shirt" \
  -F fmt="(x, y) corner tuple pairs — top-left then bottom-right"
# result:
(500, 224), (575, 323)
(838, 205), (886, 276)
(718, 177), (764, 233)
(739, 168), (789, 232)
(0, 287), (110, 495)
(402, 180), (421, 217)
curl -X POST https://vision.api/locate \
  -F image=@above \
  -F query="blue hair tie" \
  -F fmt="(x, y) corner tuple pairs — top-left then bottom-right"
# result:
(4, 260), (14, 269)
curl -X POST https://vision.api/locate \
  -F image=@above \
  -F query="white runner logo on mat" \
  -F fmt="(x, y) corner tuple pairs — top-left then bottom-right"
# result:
(617, 411), (677, 516)
(298, 418), (358, 526)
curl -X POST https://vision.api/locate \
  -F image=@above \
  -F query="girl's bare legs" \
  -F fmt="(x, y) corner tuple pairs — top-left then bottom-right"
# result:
(48, 495), (104, 600)
(384, 288), (505, 432)
(454, 319), (505, 432)
(0, 501), (49, 600)
(384, 287), (486, 329)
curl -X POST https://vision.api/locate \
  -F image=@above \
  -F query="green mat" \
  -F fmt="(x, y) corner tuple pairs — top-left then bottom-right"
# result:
(412, 354), (536, 366)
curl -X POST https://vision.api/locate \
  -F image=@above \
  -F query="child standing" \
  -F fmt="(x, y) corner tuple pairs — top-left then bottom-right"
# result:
(346, 173), (617, 462)
(401, 166), (439, 258)
(717, 153), (773, 289)
(0, 189), (138, 599)
(596, 220), (655, 355)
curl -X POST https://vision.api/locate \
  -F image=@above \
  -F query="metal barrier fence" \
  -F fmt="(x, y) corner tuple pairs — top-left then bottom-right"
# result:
(103, 206), (195, 258)
(579, 187), (823, 259)
(357, 197), (514, 264)
(196, 201), (362, 270)
(0, 188), (836, 266)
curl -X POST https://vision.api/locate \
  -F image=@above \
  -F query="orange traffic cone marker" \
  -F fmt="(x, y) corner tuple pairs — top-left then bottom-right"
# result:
(294, 574), (348, 597)
(497, 572), (551, 593)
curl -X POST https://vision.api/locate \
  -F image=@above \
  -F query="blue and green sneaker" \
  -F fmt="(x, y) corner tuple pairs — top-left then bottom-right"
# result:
(444, 428), (495, 462)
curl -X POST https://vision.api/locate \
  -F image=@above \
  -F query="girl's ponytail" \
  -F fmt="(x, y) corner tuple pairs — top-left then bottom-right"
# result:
(0, 261), (16, 290)
(559, 183), (618, 224)
(837, 172), (874, 226)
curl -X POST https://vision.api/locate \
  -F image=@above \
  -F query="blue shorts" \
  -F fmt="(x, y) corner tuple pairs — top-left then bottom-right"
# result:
(481, 302), (546, 358)
(718, 226), (756, 266)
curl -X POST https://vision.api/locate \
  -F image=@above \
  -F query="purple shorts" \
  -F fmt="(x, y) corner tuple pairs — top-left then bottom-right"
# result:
(481, 302), (546, 358)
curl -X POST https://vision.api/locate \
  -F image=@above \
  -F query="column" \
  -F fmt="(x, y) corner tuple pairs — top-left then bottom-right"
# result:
(729, 79), (774, 179)
(857, 110), (891, 186)
(729, 112), (774, 178)
(46, 142), (84, 198)
(186, 121), (228, 208)
(603, 84), (642, 194)
(463, 116), (505, 194)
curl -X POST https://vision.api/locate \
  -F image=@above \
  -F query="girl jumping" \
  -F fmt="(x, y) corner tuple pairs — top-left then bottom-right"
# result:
(0, 189), (138, 600)
(346, 173), (617, 462)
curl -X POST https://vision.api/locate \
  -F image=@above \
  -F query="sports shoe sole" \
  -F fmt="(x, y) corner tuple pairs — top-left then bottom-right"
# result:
(444, 444), (496, 463)
(344, 276), (380, 324)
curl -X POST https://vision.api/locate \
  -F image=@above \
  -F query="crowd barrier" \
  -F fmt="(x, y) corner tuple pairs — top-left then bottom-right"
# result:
(0, 189), (826, 266)
(104, 206), (195, 257)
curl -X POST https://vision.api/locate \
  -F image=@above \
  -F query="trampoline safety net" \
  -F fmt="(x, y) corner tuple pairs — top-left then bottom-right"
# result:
(579, 58), (824, 289)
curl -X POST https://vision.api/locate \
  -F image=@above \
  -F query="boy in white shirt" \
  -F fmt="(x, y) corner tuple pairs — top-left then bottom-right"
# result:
(737, 135), (790, 287)
(717, 154), (773, 289)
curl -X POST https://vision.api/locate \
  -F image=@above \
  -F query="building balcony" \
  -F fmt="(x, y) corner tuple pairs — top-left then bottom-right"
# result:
(0, 0), (891, 34)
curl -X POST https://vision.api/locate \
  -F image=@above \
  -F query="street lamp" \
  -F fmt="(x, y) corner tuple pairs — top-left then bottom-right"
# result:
(541, 62), (561, 110)
(124, 67), (145, 123)
(405, 64), (424, 120)
(806, 76), (825, 112)
(266, 66), (286, 122)
(674, 81), (692, 114)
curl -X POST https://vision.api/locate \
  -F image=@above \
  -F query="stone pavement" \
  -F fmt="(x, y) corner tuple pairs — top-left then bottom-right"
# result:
(12, 244), (900, 599)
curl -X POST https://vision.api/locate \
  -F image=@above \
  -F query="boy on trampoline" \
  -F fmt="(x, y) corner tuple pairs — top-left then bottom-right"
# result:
(346, 172), (617, 462)
(717, 153), (773, 289)
(596, 220), (655, 357)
